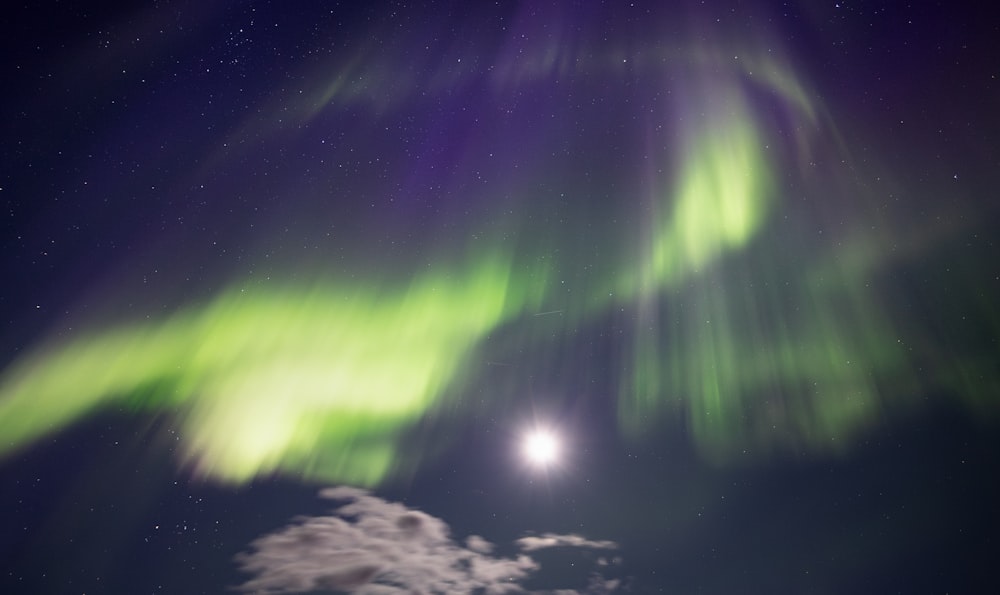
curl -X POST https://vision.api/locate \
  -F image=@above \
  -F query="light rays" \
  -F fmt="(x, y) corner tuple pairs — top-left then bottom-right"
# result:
(1, 13), (997, 488)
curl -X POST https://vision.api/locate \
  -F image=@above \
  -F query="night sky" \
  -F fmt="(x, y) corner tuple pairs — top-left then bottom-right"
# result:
(2, 1), (999, 593)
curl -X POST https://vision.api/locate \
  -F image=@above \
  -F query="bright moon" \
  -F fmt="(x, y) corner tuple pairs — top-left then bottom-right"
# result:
(523, 429), (560, 467)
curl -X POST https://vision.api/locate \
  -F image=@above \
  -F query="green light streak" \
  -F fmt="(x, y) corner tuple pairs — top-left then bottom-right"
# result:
(3, 40), (994, 483)
(654, 101), (773, 287)
(0, 253), (545, 484)
(620, 270), (915, 459)
(613, 66), (918, 459)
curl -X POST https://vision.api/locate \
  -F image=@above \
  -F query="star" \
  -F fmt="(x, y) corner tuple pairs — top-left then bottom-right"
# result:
(522, 428), (561, 468)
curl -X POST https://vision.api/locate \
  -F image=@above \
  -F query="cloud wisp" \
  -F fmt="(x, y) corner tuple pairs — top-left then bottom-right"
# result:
(235, 487), (620, 594)
(515, 534), (619, 552)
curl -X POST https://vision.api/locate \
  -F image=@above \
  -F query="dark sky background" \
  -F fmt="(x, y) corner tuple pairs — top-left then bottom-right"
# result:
(2, 1), (999, 594)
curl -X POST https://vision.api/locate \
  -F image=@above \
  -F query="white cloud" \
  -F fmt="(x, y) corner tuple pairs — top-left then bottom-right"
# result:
(235, 487), (621, 594)
(515, 533), (619, 552)
(466, 534), (496, 554)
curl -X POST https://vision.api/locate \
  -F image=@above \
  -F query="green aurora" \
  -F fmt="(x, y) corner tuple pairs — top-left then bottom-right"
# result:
(0, 254), (546, 484)
(1, 44), (997, 486)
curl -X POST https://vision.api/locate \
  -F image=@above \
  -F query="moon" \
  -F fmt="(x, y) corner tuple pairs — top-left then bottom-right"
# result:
(522, 429), (560, 467)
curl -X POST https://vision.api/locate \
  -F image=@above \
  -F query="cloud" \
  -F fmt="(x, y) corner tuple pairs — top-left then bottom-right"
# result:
(466, 535), (496, 554)
(235, 487), (621, 594)
(515, 534), (619, 552)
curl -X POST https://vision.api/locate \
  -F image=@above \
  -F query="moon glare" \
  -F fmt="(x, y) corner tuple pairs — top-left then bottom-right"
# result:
(523, 429), (560, 467)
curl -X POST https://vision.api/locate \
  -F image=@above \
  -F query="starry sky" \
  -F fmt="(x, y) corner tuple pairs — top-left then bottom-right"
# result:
(1, 1), (999, 593)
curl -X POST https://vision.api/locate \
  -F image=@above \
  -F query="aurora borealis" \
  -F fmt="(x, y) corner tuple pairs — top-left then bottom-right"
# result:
(0, 48), (803, 482)
(2, 1), (999, 593)
(0, 251), (549, 484)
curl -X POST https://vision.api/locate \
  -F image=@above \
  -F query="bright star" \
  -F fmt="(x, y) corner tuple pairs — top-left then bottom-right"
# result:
(523, 428), (560, 467)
